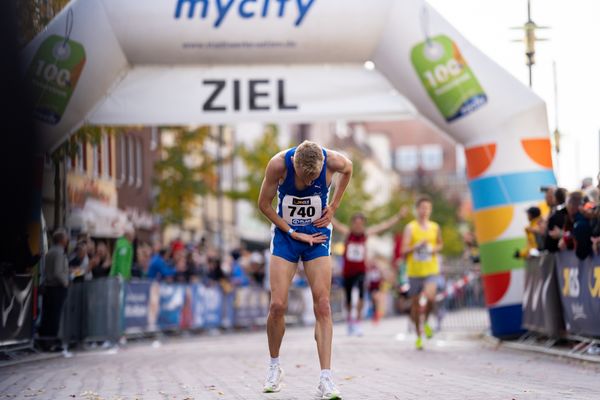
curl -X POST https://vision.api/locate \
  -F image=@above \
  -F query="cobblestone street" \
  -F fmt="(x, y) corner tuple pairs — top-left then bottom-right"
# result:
(1, 314), (598, 400)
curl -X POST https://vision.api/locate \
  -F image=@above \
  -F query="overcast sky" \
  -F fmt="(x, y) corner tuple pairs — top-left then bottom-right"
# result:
(427, 0), (600, 189)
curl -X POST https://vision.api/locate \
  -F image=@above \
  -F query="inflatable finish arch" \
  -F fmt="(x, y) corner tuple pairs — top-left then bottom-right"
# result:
(23, 0), (556, 337)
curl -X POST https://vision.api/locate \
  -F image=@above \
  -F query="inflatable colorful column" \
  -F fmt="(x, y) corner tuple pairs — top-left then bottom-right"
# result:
(373, 0), (557, 337)
(467, 137), (555, 336)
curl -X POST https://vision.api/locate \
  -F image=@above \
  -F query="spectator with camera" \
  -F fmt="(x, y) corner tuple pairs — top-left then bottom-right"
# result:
(557, 191), (594, 260)
(544, 188), (568, 254)
(514, 206), (543, 259)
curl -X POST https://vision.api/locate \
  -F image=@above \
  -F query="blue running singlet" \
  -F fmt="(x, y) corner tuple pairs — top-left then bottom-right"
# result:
(270, 147), (332, 263)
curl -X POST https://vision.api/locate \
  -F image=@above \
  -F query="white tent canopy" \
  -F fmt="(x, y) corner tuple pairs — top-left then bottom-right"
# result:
(23, 0), (557, 337)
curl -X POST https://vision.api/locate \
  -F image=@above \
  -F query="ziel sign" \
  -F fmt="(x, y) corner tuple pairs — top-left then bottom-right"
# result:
(202, 78), (298, 112)
(174, 0), (317, 27)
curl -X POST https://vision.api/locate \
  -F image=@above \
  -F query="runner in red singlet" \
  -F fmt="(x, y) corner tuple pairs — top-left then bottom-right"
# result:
(333, 209), (406, 336)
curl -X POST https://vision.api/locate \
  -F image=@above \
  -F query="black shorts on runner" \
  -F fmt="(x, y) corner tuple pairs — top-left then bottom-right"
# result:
(408, 275), (439, 297)
(343, 273), (366, 305)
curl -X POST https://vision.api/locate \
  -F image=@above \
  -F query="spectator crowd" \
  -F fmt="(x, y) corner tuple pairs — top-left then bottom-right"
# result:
(39, 227), (269, 345)
(61, 233), (269, 288)
(514, 176), (600, 261)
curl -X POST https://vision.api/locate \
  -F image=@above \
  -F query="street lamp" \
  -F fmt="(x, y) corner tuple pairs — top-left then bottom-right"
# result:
(510, 0), (550, 87)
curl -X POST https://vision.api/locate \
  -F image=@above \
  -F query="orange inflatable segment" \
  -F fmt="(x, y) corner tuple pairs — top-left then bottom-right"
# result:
(482, 271), (511, 306)
(473, 205), (514, 244)
(521, 138), (553, 169)
(465, 143), (496, 180)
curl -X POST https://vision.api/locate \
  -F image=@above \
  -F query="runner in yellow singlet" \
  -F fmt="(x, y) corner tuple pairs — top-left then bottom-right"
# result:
(402, 195), (443, 350)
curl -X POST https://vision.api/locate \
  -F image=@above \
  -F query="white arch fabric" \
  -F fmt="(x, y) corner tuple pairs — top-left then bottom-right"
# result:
(22, 0), (556, 337)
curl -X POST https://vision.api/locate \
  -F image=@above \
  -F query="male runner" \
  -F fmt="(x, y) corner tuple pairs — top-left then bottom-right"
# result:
(258, 140), (352, 399)
(332, 210), (405, 335)
(402, 196), (443, 350)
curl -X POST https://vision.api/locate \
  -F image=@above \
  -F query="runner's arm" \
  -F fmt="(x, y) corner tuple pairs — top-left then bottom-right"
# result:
(366, 209), (405, 236)
(327, 151), (353, 211)
(258, 155), (294, 234)
(401, 224), (413, 256)
(331, 218), (350, 236)
(433, 225), (444, 254)
(313, 150), (353, 228)
(401, 224), (424, 256)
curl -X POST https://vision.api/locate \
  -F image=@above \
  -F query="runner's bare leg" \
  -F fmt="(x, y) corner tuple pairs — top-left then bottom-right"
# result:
(267, 256), (297, 358)
(304, 256), (333, 370)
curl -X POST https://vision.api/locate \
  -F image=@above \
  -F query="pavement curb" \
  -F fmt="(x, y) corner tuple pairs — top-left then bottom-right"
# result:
(0, 352), (63, 368)
(483, 334), (600, 364)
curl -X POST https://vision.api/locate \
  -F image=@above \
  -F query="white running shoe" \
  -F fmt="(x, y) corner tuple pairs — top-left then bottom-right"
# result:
(263, 364), (284, 393)
(347, 321), (354, 336)
(317, 376), (342, 399)
(353, 322), (363, 337)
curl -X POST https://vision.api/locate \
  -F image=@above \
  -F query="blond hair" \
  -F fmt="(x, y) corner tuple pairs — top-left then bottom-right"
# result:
(294, 141), (324, 177)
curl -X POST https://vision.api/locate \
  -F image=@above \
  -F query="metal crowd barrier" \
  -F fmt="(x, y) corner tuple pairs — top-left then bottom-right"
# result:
(57, 279), (348, 344)
(59, 277), (121, 344)
(434, 260), (488, 331)
(52, 254), (598, 347)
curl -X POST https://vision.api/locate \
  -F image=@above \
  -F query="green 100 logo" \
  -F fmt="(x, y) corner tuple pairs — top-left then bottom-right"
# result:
(423, 59), (463, 89)
(34, 60), (71, 87)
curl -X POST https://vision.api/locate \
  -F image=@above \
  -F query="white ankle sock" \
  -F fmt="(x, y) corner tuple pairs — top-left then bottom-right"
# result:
(270, 357), (280, 366)
(320, 369), (332, 379)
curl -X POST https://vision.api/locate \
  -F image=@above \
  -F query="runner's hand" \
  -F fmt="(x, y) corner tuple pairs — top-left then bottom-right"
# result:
(591, 236), (600, 255)
(292, 232), (328, 246)
(314, 207), (334, 228)
(549, 226), (562, 239)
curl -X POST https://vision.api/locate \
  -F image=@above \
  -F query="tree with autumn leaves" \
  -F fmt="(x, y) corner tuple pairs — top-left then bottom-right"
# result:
(153, 126), (217, 227)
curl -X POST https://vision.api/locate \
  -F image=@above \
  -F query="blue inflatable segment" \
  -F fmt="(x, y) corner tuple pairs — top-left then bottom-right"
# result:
(469, 170), (556, 211)
(488, 304), (526, 338)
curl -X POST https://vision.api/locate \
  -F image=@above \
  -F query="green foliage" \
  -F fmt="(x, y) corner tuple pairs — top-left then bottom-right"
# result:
(226, 125), (282, 219)
(153, 126), (216, 226)
(17, 0), (71, 46)
(331, 154), (372, 225)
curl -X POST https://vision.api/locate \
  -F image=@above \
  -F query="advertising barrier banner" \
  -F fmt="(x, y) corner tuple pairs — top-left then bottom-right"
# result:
(556, 251), (600, 337)
(522, 257), (545, 333)
(191, 284), (223, 329)
(157, 284), (186, 330)
(56, 280), (388, 342)
(233, 287), (269, 327)
(522, 254), (564, 337)
(124, 281), (154, 333)
(0, 275), (34, 347)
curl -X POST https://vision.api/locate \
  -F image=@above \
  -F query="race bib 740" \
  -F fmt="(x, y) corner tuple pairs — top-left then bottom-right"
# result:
(281, 195), (322, 226)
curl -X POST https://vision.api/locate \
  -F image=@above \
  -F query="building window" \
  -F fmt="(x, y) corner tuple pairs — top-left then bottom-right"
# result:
(128, 136), (135, 186)
(107, 134), (113, 178)
(150, 127), (158, 151)
(68, 152), (75, 170)
(82, 140), (87, 172)
(92, 143), (99, 178)
(395, 146), (419, 172)
(98, 138), (103, 176)
(76, 142), (84, 172)
(420, 145), (443, 171)
(102, 133), (109, 178)
(117, 135), (126, 186)
(136, 137), (143, 188)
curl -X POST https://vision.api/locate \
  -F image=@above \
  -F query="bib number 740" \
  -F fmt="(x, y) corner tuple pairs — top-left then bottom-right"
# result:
(288, 205), (316, 218)
(282, 195), (322, 226)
